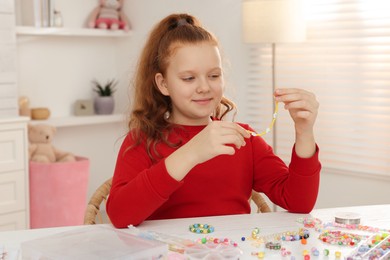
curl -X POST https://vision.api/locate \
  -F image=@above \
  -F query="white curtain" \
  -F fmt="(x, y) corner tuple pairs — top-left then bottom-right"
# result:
(246, 0), (390, 177)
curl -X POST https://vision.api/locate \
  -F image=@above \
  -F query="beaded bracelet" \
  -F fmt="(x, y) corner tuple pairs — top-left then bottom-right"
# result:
(249, 227), (310, 244)
(247, 100), (279, 137)
(189, 223), (215, 234)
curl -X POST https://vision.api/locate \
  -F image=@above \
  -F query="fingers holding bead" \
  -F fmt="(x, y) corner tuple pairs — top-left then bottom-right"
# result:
(274, 88), (319, 131)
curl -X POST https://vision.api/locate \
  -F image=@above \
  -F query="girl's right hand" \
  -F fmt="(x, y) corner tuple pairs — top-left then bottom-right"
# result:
(165, 121), (250, 181)
(185, 121), (250, 165)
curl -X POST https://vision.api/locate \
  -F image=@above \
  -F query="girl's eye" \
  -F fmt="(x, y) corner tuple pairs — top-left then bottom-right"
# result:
(182, 76), (195, 81)
(209, 74), (221, 79)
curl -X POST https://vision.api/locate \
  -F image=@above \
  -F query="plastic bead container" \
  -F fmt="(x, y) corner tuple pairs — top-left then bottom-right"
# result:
(347, 232), (390, 260)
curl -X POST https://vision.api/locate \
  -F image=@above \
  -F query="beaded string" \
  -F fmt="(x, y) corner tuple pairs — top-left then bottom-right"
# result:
(248, 227), (310, 248)
(196, 236), (238, 247)
(247, 100), (279, 137)
(296, 217), (390, 234)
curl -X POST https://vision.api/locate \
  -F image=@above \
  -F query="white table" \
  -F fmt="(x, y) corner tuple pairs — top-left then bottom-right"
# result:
(1, 204), (390, 259)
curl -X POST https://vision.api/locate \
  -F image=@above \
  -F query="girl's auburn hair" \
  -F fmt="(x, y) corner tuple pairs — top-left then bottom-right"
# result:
(128, 13), (236, 161)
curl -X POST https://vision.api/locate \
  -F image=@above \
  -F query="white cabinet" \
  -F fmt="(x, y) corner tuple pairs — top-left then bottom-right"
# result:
(0, 117), (29, 231)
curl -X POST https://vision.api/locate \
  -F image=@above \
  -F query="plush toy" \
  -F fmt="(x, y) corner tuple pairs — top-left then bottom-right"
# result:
(87, 0), (130, 31)
(28, 124), (76, 163)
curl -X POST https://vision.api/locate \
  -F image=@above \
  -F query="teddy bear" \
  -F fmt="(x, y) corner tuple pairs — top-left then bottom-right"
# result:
(28, 124), (76, 163)
(87, 0), (130, 31)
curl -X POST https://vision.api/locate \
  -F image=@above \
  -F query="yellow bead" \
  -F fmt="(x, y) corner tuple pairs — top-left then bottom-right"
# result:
(335, 251), (342, 258)
(257, 252), (265, 258)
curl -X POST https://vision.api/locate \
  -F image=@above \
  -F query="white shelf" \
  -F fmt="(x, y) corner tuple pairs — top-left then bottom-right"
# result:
(16, 26), (132, 37)
(29, 114), (125, 128)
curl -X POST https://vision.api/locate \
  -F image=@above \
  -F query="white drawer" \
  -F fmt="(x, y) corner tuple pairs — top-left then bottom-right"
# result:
(0, 128), (25, 173)
(0, 211), (27, 231)
(0, 170), (26, 213)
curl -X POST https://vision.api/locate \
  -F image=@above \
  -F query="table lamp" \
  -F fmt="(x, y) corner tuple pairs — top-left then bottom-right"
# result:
(242, 0), (306, 152)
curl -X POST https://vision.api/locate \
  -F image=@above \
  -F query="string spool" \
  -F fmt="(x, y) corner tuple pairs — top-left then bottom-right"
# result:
(334, 212), (361, 225)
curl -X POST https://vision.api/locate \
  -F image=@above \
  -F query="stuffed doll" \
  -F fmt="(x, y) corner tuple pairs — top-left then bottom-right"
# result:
(87, 0), (130, 31)
(28, 124), (76, 163)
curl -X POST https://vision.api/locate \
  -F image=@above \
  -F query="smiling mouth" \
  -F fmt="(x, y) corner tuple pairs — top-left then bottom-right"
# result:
(193, 98), (212, 104)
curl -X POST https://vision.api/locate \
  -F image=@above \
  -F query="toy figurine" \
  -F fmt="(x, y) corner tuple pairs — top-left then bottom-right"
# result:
(87, 0), (130, 31)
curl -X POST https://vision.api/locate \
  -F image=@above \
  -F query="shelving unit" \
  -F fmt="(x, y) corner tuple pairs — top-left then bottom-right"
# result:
(15, 24), (132, 127)
(29, 114), (126, 128)
(16, 26), (133, 37)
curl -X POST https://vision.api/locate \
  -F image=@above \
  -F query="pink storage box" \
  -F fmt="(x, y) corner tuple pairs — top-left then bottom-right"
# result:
(29, 157), (89, 229)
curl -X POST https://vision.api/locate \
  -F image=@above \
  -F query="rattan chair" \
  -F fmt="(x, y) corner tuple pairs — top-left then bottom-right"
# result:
(83, 178), (271, 225)
(84, 178), (112, 225)
(250, 190), (272, 213)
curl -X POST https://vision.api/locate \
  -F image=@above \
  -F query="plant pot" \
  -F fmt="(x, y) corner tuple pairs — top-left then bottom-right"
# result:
(94, 96), (114, 115)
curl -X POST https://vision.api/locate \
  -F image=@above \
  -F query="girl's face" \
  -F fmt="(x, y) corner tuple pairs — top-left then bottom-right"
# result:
(155, 42), (224, 126)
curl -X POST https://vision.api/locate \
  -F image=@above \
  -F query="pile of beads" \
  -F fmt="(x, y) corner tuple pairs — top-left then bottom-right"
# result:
(296, 217), (323, 232)
(318, 230), (365, 247)
(189, 223), (214, 234)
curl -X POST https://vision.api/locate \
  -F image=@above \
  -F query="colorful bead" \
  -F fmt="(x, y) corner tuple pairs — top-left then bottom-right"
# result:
(335, 251), (342, 258)
(311, 247), (319, 256)
(323, 249), (330, 256)
(257, 251), (265, 258)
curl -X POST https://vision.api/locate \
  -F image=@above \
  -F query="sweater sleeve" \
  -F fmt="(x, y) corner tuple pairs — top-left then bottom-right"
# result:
(251, 135), (321, 213)
(106, 134), (183, 228)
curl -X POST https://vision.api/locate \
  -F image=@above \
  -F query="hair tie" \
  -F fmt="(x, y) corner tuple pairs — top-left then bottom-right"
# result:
(177, 18), (188, 27)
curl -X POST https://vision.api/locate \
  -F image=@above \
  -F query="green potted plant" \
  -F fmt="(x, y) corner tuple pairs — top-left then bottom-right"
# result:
(92, 79), (117, 115)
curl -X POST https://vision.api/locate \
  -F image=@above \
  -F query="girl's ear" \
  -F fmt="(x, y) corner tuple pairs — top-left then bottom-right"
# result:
(155, 73), (170, 96)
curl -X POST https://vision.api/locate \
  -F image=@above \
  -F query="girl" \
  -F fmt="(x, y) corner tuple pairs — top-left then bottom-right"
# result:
(107, 13), (321, 228)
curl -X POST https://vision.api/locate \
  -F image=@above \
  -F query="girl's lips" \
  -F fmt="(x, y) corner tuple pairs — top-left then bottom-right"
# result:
(193, 98), (212, 105)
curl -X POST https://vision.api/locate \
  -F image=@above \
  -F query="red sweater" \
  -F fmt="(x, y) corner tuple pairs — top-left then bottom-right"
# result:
(107, 123), (321, 228)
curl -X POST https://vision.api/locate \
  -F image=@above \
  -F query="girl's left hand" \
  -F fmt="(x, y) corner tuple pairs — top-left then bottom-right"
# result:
(274, 88), (319, 135)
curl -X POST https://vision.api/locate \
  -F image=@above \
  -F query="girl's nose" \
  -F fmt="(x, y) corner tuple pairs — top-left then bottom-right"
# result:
(196, 78), (211, 93)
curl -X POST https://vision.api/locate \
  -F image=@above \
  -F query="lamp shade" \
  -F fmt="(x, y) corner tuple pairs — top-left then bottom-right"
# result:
(242, 0), (306, 43)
